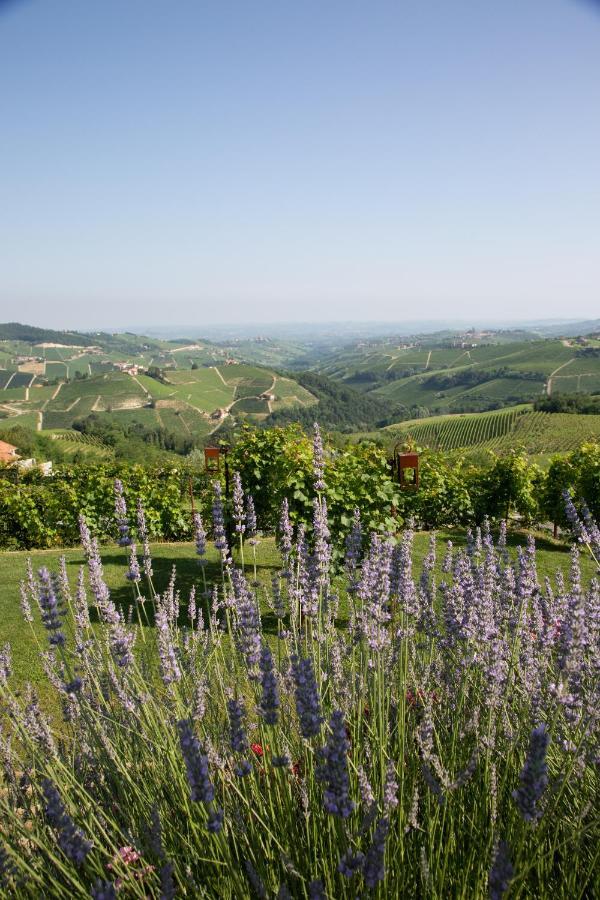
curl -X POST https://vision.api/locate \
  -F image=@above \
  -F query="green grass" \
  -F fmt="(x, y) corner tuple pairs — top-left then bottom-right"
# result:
(1, 529), (595, 699)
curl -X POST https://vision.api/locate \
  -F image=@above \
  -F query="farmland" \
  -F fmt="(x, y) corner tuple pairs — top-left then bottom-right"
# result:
(0, 359), (316, 443)
(314, 335), (600, 416)
(385, 405), (600, 454)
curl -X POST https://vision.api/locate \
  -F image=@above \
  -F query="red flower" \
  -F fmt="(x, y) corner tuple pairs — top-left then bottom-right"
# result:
(251, 743), (264, 757)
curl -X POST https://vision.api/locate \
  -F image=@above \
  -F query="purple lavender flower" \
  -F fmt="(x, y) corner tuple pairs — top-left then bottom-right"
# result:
(563, 490), (588, 543)
(512, 724), (549, 822)
(246, 495), (258, 545)
(19, 580), (33, 624)
(91, 880), (117, 900)
(38, 567), (66, 647)
(78, 514), (93, 555)
(159, 863), (176, 900)
(42, 779), (93, 865)
(291, 654), (323, 739)
(125, 544), (141, 583)
(0, 644), (11, 685)
(113, 478), (131, 546)
(227, 698), (249, 753)
(316, 710), (354, 818)
(278, 498), (294, 562)
(231, 569), (262, 672)
(338, 849), (365, 878)
(362, 816), (389, 889)
(308, 880), (326, 899)
(232, 471), (246, 535)
(258, 643), (280, 725)
(136, 498), (153, 579)
(384, 760), (399, 809)
(109, 620), (135, 670)
(177, 719), (222, 831)
(489, 840), (513, 900)
(156, 604), (181, 684)
(244, 859), (266, 899)
(212, 481), (229, 559)
(234, 759), (253, 778)
(313, 423), (326, 492)
(193, 512), (208, 564)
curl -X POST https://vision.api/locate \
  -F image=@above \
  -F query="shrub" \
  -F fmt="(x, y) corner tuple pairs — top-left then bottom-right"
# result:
(0, 470), (599, 896)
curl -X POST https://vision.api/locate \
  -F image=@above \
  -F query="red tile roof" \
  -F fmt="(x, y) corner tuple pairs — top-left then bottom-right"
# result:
(0, 440), (19, 463)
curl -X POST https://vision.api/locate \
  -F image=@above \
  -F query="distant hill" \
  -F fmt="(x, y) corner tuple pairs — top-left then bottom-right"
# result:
(0, 322), (93, 346)
(314, 336), (600, 417)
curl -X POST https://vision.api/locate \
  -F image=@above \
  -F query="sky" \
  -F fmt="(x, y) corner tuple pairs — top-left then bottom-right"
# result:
(0, 0), (599, 330)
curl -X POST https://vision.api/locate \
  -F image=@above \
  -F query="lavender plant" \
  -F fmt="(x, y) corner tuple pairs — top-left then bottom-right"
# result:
(0, 478), (599, 898)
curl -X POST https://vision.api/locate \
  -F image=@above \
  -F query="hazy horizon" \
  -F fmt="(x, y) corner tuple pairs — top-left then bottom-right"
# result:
(1, 0), (599, 327)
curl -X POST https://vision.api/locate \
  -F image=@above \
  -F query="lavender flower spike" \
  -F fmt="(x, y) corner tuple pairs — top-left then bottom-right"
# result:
(512, 724), (549, 822)
(278, 498), (293, 559)
(317, 710), (354, 818)
(246, 495), (258, 545)
(291, 654), (323, 739)
(113, 478), (131, 546)
(125, 543), (141, 583)
(258, 642), (280, 725)
(91, 880), (118, 900)
(136, 498), (153, 578)
(313, 423), (326, 492)
(233, 471), (246, 535)
(489, 840), (514, 900)
(193, 512), (207, 564)
(363, 816), (390, 889)
(212, 481), (229, 559)
(227, 698), (249, 753)
(42, 779), (93, 865)
(177, 719), (223, 832)
(38, 567), (66, 647)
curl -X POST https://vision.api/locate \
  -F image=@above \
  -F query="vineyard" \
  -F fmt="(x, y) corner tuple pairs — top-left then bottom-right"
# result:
(387, 406), (600, 453)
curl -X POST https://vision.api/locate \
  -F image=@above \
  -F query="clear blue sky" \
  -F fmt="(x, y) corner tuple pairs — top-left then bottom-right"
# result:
(0, 0), (599, 329)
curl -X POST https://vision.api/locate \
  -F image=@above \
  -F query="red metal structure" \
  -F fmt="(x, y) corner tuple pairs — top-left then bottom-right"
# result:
(204, 447), (221, 472)
(389, 445), (419, 490)
(398, 451), (419, 489)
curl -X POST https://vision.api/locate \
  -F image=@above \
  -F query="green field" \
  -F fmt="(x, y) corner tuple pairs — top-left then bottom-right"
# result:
(0, 356), (315, 442)
(1, 529), (595, 698)
(315, 336), (600, 416)
(386, 406), (600, 453)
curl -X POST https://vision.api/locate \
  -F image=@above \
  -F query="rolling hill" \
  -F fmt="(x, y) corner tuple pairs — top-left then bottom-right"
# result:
(0, 364), (316, 439)
(384, 406), (600, 455)
(314, 336), (600, 416)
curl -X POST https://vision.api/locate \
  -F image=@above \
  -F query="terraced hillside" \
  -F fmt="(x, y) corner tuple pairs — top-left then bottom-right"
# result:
(315, 337), (600, 415)
(0, 364), (316, 437)
(386, 407), (600, 454)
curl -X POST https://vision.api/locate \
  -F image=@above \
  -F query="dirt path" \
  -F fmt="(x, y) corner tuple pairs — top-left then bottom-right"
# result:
(51, 382), (63, 400)
(130, 373), (150, 396)
(546, 358), (575, 396)
(212, 366), (228, 386)
(36, 411), (43, 431)
(5, 373), (15, 389)
(424, 351), (432, 370)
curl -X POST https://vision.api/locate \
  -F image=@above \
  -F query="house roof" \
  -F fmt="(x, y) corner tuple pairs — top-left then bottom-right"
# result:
(0, 440), (19, 461)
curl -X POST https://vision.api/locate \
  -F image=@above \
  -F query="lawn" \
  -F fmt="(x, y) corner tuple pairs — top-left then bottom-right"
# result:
(1, 528), (595, 701)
